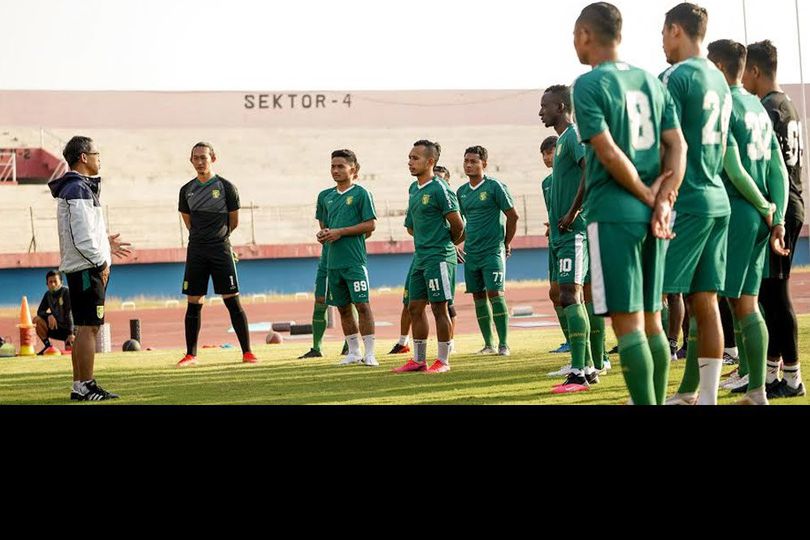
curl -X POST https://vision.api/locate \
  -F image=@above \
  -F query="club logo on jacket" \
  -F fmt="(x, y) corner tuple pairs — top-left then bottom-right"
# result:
(422, 194), (430, 205)
(480, 192), (488, 201)
(212, 189), (221, 199)
(346, 196), (354, 206)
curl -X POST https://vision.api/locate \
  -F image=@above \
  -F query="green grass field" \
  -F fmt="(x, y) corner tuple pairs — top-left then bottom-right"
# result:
(2, 316), (809, 405)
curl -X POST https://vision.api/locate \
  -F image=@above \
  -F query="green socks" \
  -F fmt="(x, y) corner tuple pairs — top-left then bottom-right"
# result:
(661, 305), (670, 341)
(734, 318), (749, 378)
(564, 304), (590, 370)
(474, 298), (495, 348)
(740, 311), (768, 391)
(677, 317), (700, 395)
(586, 303), (605, 370)
(312, 302), (328, 352)
(490, 295), (509, 347)
(647, 331), (671, 405)
(555, 306), (570, 344)
(618, 330), (656, 405)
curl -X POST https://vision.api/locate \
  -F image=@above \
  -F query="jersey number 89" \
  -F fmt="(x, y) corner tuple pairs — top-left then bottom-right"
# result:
(353, 281), (368, 293)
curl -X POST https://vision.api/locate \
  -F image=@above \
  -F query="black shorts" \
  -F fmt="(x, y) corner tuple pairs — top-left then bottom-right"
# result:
(766, 213), (804, 280)
(47, 327), (72, 341)
(65, 266), (107, 326)
(182, 242), (239, 296)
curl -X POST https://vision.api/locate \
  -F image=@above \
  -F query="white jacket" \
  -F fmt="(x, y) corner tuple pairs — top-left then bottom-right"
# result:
(49, 171), (111, 274)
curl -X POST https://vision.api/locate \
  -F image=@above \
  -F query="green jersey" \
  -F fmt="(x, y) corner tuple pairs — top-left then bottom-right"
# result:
(315, 187), (333, 268)
(541, 174), (553, 210)
(573, 60), (680, 223)
(323, 184), (377, 270)
(723, 85), (780, 202)
(404, 176), (459, 268)
(551, 124), (586, 240)
(660, 56), (731, 217)
(456, 175), (514, 257)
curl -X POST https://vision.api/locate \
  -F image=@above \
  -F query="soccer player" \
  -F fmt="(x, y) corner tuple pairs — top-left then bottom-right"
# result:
(390, 165), (458, 354)
(707, 39), (789, 405)
(393, 140), (465, 373)
(49, 136), (132, 400)
(317, 149), (378, 366)
(572, 2), (687, 405)
(177, 142), (257, 366)
(743, 40), (806, 398)
(33, 270), (74, 355)
(540, 84), (600, 391)
(660, 3), (733, 406)
(540, 135), (572, 358)
(456, 146), (519, 356)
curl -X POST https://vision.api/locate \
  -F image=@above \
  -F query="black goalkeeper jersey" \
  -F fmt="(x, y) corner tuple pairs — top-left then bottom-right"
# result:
(762, 91), (805, 222)
(178, 175), (240, 245)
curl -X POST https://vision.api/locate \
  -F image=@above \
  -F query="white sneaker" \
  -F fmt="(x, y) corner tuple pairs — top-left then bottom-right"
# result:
(600, 360), (612, 373)
(665, 392), (699, 405)
(547, 364), (572, 377)
(498, 345), (511, 356)
(720, 370), (742, 389)
(362, 355), (379, 367)
(476, 346), (497, 355)
(726, 373), (749, 391)
(338, 353), (363, 366)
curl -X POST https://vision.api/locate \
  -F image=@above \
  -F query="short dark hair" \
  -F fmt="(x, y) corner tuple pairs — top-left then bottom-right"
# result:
(413, 139), (441, 161)
(747, 40), (778, 78)
(708, 39), (747, 79)
(544, 84), (572, 112)
(62, 136), (94, 167)
(433, 165), (450, 179)
(541, 135), (559, 153)
(331, 148), (360, 174)
(46, 270), (61, 281)
(190, 141), (215, 158)
(576, 2), (622, 44)
(665, 2), (708, 40)
(464, 146), (488, 161)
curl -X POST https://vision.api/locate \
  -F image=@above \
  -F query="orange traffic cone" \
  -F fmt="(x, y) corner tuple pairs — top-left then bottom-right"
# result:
(16, 296), (36, 356)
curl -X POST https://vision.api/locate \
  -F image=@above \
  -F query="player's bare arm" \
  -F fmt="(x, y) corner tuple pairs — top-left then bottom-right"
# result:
(503, 207), (519, 257)
(446, 211), (465, 245)
(320, 218), (376, 243)
(228, 210), (239, 232)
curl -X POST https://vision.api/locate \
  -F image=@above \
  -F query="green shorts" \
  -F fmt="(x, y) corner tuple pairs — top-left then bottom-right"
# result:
(552, 232), (588, 286)
(314, 264), (328, 299)
(722, 201), (769, 298)
(402, 259), (414, 306)
(409, 261), (456, 303)
(587, 221), (664, 315)
(326, 265), (370, 307)
(663, 213), (729, 295)
(464, 251), (506, 293)
(548, 246), (558, 282)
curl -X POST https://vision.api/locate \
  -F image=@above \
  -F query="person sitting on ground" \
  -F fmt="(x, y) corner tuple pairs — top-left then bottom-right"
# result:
(33, 270), (75, 354)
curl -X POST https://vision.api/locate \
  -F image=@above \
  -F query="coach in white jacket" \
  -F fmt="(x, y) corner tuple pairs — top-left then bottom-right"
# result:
(49, 136), (131, 401)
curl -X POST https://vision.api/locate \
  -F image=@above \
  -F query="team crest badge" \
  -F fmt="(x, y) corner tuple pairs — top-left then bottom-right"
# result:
(480, 192), (488, 201)
(96, 306), (105, 319)
(58, 297), (63, 306)
(346, 196), (354, 206)
(422, 194), (430, 205)
(212, 189), (221, 199)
